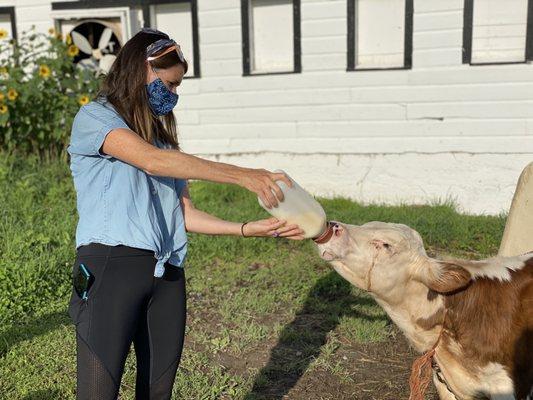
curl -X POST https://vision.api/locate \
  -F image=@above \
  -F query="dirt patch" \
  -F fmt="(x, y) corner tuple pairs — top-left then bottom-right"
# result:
(197, 325), (438, 400)
(186, 272), (441, 399)
(284, 333), (440, 400)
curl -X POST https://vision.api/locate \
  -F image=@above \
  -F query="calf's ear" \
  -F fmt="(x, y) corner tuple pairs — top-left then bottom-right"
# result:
(415, 258), (472, 294)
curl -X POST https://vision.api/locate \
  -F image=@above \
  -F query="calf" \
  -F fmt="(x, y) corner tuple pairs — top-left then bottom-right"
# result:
(314, 221), (533, 400)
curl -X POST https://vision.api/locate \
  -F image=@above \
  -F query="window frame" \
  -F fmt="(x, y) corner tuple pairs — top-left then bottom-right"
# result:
(462, 0), (533, 65)
(241, 0), (302, 77)
(347, 0), (413, 72)
(0, 6), (17, 42)
(51, 0), (200, 78)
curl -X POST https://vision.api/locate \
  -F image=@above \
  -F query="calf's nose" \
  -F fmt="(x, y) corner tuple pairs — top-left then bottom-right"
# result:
(333, 222), (343, 236)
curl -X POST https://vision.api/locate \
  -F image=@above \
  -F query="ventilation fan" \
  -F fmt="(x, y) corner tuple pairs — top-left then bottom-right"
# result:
(71, 27), (117, 73)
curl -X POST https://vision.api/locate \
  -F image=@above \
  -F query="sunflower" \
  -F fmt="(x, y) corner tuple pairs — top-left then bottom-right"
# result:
(0, 104), (7, 114)
(78, 95), (90, 106)
(66, 33), (72, 45)
(48, 27), (55, 35)
(7, 88), (18, 101)
(0, 93), (4, 101)
(67, 44), (79, 57)
(0, 29), (8, 40)
(56, 32), (63, 40)
(39, 64), (51, 78)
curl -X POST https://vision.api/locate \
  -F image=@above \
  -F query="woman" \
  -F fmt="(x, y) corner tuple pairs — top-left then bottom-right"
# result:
(66, 27), (303, 400)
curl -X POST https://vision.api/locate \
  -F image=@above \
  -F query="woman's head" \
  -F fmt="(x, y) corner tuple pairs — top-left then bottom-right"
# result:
(96, 28), (188, 149)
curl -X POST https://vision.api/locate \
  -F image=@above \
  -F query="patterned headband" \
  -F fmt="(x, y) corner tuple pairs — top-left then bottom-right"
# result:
(141, 27), (185, 63)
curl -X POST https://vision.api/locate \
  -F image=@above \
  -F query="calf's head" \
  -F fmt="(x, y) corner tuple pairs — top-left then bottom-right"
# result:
(315, 221), (475, 302)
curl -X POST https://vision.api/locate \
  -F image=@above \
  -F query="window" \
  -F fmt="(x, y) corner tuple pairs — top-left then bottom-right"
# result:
(463, 0), (533, 64)
(347, 0), (413, 70)
(51, 5), (129, 75)
(241, 0), (301, 76)
(51, 0), (200, 77)
(0, 7), (17, 41)
(150, 2), (200, 78)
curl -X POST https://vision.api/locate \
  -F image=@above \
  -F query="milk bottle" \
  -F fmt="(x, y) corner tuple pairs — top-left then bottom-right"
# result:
(258, 170), (331, 240)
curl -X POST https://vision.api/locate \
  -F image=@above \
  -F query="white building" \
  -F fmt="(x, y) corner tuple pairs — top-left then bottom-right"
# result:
(1, 0), (532, 215)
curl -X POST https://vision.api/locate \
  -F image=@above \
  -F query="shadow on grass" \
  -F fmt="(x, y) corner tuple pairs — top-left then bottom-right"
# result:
(0, 310), (68, 358)
(245, 270), (388, 399)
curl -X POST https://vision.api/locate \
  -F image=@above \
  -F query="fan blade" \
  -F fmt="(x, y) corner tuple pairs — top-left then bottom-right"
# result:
(71, 31), (93, 55)
(99, 55), (116, 73)
(76, 57), (98, 71)
(98, 28), (113, 50)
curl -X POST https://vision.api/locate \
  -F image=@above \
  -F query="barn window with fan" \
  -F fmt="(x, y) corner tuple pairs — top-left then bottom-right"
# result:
(50, 4), (131, 75)
(61, 22), (121, 74)
(463, 0), (533, 64)
(347, 0), (413, 70)
(51, 1), (200, 78)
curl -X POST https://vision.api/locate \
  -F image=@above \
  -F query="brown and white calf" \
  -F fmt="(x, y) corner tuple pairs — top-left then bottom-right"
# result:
(315, 221), (533, 400)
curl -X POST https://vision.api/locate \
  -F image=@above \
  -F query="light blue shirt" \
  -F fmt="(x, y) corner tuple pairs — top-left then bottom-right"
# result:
(66, 95), (188, 277)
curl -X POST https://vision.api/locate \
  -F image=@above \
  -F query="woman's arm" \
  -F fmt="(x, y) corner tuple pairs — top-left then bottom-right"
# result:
(101, 128), (290, 208)
(180, 182), (304, 240)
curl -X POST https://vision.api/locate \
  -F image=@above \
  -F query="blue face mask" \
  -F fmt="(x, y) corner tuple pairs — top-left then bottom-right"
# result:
(146, 77), (179, 116)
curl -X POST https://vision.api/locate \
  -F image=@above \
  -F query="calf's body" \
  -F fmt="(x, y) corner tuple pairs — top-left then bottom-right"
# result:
(316, 221), (533, 400)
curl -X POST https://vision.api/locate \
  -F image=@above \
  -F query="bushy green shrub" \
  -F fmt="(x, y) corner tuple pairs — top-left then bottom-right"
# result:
(0, 151), (77, 325)
(0, 25), (101, 160)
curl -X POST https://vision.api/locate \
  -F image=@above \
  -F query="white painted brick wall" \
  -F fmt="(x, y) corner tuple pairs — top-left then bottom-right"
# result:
(2, 0), (533, 215)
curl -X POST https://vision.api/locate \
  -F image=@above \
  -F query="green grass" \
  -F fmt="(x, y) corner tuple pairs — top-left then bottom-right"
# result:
(0, 151), (506, 399)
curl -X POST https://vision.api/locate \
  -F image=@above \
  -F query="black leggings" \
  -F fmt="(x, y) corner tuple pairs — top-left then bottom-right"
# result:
(67, 242), (187, 400)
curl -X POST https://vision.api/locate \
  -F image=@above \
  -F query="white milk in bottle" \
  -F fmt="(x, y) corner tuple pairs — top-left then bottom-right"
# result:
(257, 170), (328, 239)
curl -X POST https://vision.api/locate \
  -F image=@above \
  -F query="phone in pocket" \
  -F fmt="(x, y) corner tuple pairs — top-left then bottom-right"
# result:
(73, 263), (95, 300)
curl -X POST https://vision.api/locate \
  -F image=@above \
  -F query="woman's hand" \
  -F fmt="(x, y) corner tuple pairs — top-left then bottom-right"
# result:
(238, 169), (293, 209)
(243, 217), (305, 240)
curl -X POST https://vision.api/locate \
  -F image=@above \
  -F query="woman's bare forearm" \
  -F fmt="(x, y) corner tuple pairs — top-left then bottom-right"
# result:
(102, 127), (291, 208)
(148, 148), (247, 186)
(183, 206), (243, 236)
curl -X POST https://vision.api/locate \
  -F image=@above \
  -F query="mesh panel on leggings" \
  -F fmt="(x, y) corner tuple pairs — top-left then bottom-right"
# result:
(149, 358), (179, 400)
(77, 332), (119, 400)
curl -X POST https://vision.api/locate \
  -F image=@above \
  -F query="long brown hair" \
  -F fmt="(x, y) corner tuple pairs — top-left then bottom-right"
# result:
(96, 30), (188, 149)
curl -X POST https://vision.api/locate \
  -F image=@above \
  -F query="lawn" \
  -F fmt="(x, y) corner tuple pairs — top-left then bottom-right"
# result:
(0, 151), (505, 399)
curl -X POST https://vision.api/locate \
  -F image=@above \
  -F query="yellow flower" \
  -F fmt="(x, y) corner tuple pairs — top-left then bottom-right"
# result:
(7, 88), (18, 101)
(67, 44), (79, 57)
(56, 32), (63, 40)
(78, 95), (90, 105)
(0, 104), (7, 114)
(66, 33), (72, 45)
(48, 27), (55, 35)
(0, 29), (8, 40)
(0, 93), (4, 101)
(39, 64), (51, 78)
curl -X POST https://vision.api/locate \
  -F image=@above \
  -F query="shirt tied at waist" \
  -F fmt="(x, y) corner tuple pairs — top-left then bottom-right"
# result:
(154, 250), (172, 277)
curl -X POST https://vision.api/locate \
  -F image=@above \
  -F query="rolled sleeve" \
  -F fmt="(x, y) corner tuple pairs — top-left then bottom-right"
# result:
(174, 178), (187, 197)
(67, 102), (130, 159)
